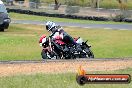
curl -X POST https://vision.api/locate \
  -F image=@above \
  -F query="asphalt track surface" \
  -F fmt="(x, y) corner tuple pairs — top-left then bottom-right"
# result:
(0, 58), (131, 64)
(11, 20), (132, 30)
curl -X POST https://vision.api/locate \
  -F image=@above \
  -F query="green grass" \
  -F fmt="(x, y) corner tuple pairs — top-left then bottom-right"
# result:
(0, 68), (132, 88)
(0, 24), (132, 60)
(0, 24), (46, 60)
(9, 12), (132, 25)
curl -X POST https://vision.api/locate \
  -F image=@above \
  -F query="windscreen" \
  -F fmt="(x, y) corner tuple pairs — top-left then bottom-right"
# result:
(0, 4), (7, 13)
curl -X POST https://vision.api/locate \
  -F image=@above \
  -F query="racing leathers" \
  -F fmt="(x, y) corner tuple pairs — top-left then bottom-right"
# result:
(50, 26), (83, 52)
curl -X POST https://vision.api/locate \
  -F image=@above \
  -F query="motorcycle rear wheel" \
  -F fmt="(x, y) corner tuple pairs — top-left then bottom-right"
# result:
(84, 48), (94, 58)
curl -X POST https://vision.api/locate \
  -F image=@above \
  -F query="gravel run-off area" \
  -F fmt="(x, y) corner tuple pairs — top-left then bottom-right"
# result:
(0, 59), (132, 77)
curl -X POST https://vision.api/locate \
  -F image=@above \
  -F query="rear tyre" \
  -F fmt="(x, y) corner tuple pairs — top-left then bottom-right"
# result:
(84, 48), (94, 58)
(0, 29), (4, 32)
(87, 49), (94, 58)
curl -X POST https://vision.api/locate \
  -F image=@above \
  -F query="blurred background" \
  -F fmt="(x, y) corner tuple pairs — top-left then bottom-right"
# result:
(1, 0), (132, 19)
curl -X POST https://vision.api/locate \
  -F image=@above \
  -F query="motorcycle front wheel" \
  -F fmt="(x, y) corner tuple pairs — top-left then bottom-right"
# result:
(41, 50), (48, 59)
(41, 50), (58, 59)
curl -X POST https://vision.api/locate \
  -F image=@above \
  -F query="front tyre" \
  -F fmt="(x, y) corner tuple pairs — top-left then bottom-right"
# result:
(41, 50), (58, 59)
(41, 50), (47, 59)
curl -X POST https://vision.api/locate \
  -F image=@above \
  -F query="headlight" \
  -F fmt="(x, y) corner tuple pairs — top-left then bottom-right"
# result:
(39, 43), (42, 47)
(4, 19), (11, 23)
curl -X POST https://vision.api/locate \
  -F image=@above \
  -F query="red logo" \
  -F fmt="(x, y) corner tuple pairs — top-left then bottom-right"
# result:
(76, 66), (131, 85)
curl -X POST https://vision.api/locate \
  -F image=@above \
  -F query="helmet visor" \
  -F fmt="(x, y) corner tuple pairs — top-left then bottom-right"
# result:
(46, 25), (49, 30)
(46, 25), (52, 31)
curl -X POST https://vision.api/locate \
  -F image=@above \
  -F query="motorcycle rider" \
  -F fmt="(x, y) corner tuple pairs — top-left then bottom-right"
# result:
(45, 21), (83, 52)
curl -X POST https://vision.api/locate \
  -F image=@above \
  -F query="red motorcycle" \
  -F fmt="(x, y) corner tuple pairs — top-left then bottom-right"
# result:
(40, 35), (94, 59)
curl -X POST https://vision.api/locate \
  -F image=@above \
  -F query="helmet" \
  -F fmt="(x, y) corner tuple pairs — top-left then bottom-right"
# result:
(46, 21), (57, 31)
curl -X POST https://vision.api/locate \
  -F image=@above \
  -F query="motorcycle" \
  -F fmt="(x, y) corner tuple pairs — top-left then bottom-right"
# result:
(41, 34), (94, 59)
(41, 34), (71, 59)
(75, 37), (94, 58)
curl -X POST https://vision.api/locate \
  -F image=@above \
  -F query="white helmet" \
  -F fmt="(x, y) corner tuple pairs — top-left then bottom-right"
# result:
(46, 21), (57, 31)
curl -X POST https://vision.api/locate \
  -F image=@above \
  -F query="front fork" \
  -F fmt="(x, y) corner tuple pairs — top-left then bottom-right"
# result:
(49, 37), (53, 52)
